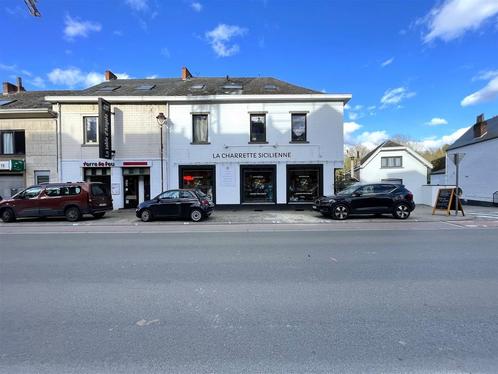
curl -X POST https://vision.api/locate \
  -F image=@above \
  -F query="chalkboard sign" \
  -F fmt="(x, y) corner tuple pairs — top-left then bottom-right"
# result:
(432, 188), (465, 216)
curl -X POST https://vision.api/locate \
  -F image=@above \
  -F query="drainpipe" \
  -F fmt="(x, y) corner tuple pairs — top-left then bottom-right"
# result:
(165, 102), (170, 190)
(57, 102), (63, 182)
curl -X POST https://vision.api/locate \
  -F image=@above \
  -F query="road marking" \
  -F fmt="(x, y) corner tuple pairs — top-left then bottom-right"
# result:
(440, 221), (465, 228)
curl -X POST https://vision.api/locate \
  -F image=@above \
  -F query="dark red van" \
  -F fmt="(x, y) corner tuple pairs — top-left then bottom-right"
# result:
(0, 182), (113, 222)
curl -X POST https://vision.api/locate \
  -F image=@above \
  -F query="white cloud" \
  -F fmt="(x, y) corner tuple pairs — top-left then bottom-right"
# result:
(64, 15), (101, 40)
(125, 0), (149, 11)
(426, 117), (448, 126)
(29, 76), (46, 88)
(381, 57), (394, 67)
(0, 63), (32, 77)
(417, 127), (469, 149)
(343, 121), (388, 149)
(422, 0), (498, 43)
(47, 68), (102, 88)
(472, 70), (498, 81)
(461, 75), (498, 106)
(191, 2), (202, 12)
(380, 87), (416, 108)
(115, 73), (132, 79)
(161, 47), (171, 58)
(146, 75), (158, 79)
(205, 24), (248, 57)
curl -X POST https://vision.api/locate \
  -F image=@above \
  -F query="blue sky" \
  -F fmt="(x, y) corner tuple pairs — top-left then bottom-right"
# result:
(1, 0), (497, 150)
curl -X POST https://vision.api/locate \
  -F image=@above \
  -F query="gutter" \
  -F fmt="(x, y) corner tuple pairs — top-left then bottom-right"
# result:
(0, 108), (57, 118)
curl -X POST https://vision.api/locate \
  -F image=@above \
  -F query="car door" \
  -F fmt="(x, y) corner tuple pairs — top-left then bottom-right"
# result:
(38, 186), (62, 216)
(11, 186), (43, 217)
(154, 190), (181, 217)
(179, 190), (198, 218)
(350, 185), (376, 213)
(372, 184), (396, 213)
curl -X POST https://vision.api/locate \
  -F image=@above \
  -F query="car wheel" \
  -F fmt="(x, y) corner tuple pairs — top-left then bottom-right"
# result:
(92, 212), (105, 219)
(1, 208), (16, 223)
(190, 209), (203, 222)
(140, 209), (152, 222)
(332, 204), (349, 220)
(393, 203), (411, 219)
(65, 206), (81, 222)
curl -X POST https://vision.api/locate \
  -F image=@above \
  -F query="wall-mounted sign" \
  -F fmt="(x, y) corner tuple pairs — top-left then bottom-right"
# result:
(98, 98), (112, 159)
(212, 152), (291, 160)
(83, 161), (115, 168)
(111, 183), (121, 195)
(221, 166), (235, 187)
(0, 161), (11, 170)
(0, 160), (25, 171)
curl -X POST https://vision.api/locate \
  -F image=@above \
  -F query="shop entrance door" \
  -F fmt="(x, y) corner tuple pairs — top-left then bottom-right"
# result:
(124, 175), (139, 209)
(240, 165), (276, 204)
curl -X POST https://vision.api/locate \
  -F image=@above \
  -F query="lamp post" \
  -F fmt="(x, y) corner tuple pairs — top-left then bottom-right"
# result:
(156, 112), (167, 192)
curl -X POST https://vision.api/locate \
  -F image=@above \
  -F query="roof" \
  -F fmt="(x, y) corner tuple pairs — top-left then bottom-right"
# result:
(447, 115), (498, 151)
(76, 77), (322, 97)
(360, 140), (402, 164)
(0, 90), (72, 109)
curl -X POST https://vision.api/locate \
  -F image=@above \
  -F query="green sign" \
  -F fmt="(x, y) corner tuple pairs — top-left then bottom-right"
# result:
(10, 160), (25, 172)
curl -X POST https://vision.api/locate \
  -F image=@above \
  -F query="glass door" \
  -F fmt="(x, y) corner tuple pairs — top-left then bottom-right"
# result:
(241, 165), (276, 203)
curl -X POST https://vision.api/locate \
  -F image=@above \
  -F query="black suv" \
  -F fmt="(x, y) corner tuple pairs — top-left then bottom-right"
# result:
(136, 189), (214, 222)
(313, 183), (415, 220)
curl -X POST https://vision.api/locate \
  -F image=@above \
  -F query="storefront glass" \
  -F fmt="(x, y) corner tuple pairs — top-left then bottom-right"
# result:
(180, 166), (215, 201)
(242, 167), (275, 203)
(287, 166), (321, 203)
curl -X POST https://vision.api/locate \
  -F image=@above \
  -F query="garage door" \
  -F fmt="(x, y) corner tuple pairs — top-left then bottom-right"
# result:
(0, 175), (24, 199)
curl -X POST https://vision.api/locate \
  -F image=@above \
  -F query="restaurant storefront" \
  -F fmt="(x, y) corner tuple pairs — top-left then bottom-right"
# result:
(179, 165), (216, 202)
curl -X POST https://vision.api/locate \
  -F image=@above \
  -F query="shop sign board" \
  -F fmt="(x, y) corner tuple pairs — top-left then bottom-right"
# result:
(432, 188), (464, 216)
(0, 161), (11, 170)
(98, 98), (112, 159)
(0, 160), (24, 171)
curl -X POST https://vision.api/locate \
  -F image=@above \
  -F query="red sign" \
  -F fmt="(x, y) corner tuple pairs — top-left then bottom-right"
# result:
(123, 161), (148, 166)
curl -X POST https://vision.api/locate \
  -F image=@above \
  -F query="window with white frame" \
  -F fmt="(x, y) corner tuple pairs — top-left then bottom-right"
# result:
(381, 156), (402, 168)
(83, 117), (98, 144)
(250, 114), (266, 143)
(1, 131), (25, 155)
(291, 113), (307, 142)
(192, 114), (209, 143)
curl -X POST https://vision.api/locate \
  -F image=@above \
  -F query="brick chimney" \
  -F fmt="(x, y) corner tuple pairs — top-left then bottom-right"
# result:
(2, 81), (18, 95)
(105, 70), (117, 81)
(181, 66), (193, 80)
(16, 77), (25, 93)
(473, 113), (487, 138)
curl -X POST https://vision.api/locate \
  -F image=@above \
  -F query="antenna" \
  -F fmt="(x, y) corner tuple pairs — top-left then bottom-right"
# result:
(24, 0), (41, 17)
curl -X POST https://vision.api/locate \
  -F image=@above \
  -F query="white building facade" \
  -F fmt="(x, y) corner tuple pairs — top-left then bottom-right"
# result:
(356, 141), (432, 202)
(48, 70), (351, 208)
(445, 115), (498, 205)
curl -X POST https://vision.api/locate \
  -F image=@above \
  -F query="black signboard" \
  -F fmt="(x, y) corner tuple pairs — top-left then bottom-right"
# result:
(98, 98), (112, 159)
(432, 188), (464, 216)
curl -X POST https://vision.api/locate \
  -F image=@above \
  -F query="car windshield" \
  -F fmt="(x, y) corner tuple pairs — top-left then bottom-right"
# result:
(336, 183), (362, 196)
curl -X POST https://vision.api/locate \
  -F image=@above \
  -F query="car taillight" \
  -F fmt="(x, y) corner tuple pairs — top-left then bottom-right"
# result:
(406, 193), (413, 201)
(201, 199), (210, 206)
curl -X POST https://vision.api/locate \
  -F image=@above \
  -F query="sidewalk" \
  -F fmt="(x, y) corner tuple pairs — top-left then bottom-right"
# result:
(3, 204), (498, 226)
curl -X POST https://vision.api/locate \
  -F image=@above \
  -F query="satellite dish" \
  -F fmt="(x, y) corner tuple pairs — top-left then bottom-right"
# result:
(24, 0), (41, 17)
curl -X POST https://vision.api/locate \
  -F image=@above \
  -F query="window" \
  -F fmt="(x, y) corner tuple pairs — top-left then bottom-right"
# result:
(45, 187), (61, 197)
(180, 191), (196, 199)
(374, 184), (397, 193)
(1, 131), (25, 155)
(291, 114), (307, 142)
(287, 166), (322, 203)
(180, 166), (215, 201)
(356, 185), (375, 194)
(192, 114), (208, 143)
(135, 84), (155, 91)
(381, 156), (402, 168)
(22, 186), (42, 199)
(250, 114), (266, 143)
(60, 186), (81, 195)
(83, 117), (98, 144)
(35, 170), (50, 184)
(91, 184), (108, 197)
(96, 86), (120, 92)
(159, 190), (179, 199)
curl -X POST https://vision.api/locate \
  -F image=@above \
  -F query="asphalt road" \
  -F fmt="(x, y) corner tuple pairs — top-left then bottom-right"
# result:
(1, 228), (498, 373)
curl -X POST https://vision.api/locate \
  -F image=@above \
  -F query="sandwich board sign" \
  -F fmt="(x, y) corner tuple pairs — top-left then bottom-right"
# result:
(432, 188), (464, 216)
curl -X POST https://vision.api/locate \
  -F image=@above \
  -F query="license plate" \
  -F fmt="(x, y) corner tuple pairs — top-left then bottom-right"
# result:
(99, 203), (107, 207)
(312, 205), (317, 209)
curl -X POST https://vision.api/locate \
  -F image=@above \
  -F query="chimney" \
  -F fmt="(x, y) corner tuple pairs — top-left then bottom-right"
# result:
(181, 66), (193, 80)
(105, 70), (117, 81)
(16, 77), (25, 93)
(2, 81), (18, 95)
(473, 114), (487, 138)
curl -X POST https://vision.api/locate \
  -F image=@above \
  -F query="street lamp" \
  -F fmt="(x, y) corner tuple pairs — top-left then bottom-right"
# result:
(156, 112), (167, 192)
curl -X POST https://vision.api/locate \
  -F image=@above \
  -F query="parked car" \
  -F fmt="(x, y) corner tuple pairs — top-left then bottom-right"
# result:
(313, 183), (415, 220)
(136, 189), (214, 222)
(0, 182), (113, 223)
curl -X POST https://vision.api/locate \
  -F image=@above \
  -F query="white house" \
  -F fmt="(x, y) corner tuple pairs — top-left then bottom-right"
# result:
(445, 114), (498, 205)
(46, 68), (351, 208)
(356, 140), (432, 201)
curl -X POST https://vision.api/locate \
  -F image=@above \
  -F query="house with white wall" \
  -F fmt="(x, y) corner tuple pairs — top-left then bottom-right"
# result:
(46, 67), (351, 208)
(355, 140), (432, 202)
(445, 114), (498, 205)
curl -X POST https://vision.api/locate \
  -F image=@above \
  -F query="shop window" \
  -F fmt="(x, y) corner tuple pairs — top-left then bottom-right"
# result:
(83, 117), (98, 144)
(287, 166), (321, 203)
(192, 114), (209, 143)
(1, 130), (25, 155)
(241, 166), (275, 203)
(381, 156), (402, 168)
(250, 114), (266, 143)
(291, 114), (307, 142)
(180, 166), (215, 201)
